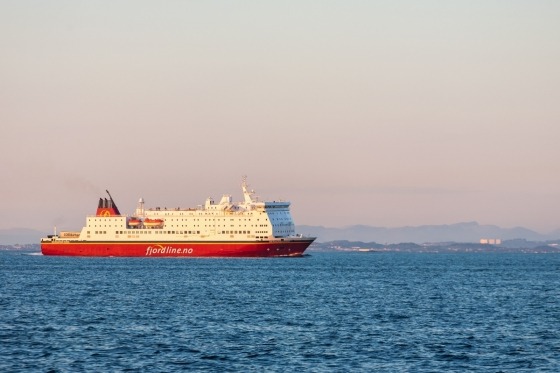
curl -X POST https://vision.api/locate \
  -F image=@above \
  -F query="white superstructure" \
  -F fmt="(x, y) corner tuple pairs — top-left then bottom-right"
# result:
(74, 178), (299, 242)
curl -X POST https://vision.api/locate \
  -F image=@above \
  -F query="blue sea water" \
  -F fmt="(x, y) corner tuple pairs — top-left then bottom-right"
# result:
(1, 251), (560, 372)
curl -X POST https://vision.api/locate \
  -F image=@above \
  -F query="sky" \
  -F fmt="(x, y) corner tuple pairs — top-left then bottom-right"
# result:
(1, 1), (559, 234)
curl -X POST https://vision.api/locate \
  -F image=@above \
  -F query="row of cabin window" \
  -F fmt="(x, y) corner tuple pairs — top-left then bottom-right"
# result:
(90, 229), (297, 236)
(90, 230), (201, 235)
(118, 230), (201, 235)
(165, 224), (267, 228)
(165, 217), (265, 221)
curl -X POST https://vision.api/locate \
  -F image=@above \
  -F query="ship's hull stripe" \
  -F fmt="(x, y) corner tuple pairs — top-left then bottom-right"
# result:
(41, 240), (314, 257)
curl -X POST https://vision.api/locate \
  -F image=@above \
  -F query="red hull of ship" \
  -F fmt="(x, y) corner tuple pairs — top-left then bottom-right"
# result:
(41, 240), (313, 257)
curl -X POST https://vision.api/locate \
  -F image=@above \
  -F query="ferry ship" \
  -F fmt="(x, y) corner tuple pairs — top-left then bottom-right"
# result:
(40, 178), (315, 257)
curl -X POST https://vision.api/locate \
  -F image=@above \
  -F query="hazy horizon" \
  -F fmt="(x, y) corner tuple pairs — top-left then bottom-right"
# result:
(2, 1), (559, 234)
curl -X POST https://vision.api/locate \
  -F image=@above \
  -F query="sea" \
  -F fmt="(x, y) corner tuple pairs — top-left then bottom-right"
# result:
(2, 250), (560, 372)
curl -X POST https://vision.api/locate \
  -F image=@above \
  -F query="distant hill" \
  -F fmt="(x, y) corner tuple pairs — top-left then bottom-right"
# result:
(297, 222), (559, 244)
(0, 228), (48, 245)
(2, 222), (558, 245)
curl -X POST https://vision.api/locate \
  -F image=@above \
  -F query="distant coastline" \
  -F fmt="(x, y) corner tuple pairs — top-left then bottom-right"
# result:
(3, 240), (560, 254)
(309, 240), (560, 254)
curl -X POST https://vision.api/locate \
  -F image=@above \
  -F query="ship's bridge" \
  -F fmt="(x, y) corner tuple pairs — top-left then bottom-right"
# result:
(264, 201), (290, 209)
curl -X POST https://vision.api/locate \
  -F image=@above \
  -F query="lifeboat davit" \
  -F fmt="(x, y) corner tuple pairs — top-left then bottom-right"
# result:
(143, 218), (164, 228)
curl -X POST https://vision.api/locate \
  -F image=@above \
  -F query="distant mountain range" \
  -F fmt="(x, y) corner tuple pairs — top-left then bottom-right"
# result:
(1, 222), (559, 245)
(298, 222), (560, 244)
(0, 228), (49, 245)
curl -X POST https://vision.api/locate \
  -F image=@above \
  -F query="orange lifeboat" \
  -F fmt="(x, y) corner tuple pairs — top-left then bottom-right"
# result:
(128, 217), (142, 227)
(143, 218), (164, 228)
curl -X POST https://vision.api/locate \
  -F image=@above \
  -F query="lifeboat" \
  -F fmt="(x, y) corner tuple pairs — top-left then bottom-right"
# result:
(128, 217), (142, 227)
(143, 218), (164, 228)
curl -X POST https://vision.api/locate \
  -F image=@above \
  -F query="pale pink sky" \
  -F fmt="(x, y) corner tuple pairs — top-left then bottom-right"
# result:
(1, 1), (559, 233)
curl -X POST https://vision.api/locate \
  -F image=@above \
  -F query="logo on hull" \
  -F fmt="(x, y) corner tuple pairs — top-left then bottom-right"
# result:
(146, 244), (193, 256)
